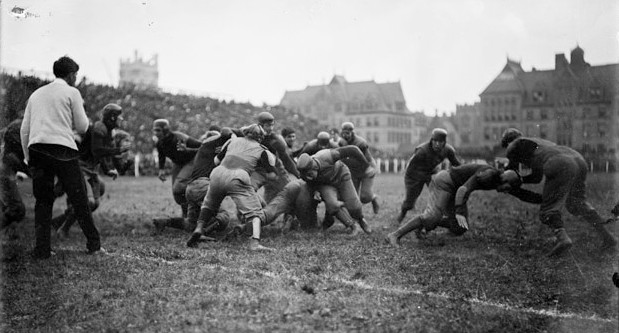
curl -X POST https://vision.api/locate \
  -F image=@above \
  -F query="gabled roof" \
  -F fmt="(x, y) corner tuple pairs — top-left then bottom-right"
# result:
(481, 59), (525, 95)
(280, 75), (408, 112)
(480, 50), (619, 101)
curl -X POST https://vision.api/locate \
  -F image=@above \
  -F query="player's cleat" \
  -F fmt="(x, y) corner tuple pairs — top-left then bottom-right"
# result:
(358, 218), (373, 234)
(415, 229), (427, 240)
(385, 233), (400, 248)
(249, 238), (274, 252)
(322, 214), (336, 230)
(371, 196), (380, 214)
(186, 231), (203, 248)
(55, 227), (70, 240)
(547, 228), (573, 257)
(222, 224), (245, 242)
(347, 223), (361, 236)
(153, 218), (167, 233)
(87, 247), (109, 255)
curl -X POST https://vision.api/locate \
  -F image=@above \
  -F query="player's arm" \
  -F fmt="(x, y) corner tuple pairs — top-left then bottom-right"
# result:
(92, 125), (123, 159)
(331, 146), (370, 170)
(454, 175), (481, 216)
(257, 150), (278, 176)
(358, 142), (377, 168)
(447, 146), (462, 167)
(214, 139), (231, 166)
(273, 136), (300, 178)
(507, 187), (543, 204)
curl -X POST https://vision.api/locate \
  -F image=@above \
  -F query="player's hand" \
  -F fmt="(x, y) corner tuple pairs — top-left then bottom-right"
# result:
(176, 141), (187, 152)
(119, 142), (131, 153)
(158, 170), (167, 182)
(364, 166), (376, 178)
(265, 172), (277, 181)
(107, 169), (119, 180)
(15, 171), (28, 181)
(455, 214), (469, 230)
(73, 133), (83, 144)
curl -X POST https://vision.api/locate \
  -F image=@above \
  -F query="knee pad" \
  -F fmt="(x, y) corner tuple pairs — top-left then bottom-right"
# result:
(214, 210), (231, 231)
(420, 215), (441, 232)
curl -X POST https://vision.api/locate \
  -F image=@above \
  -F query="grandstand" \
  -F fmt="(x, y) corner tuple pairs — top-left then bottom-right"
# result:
(0, 72), (324, 174)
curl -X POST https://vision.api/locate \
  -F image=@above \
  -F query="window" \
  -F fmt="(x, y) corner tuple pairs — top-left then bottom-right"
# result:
(599, 106), (608, 118)
(526, 110), (534, 120)
(484, 127), (491, 140)
(599, 122), (608, 138)
(533, 91), (545, 102)
(540, 109), (548, 120)
(589, 87), (602, 99)
(374, 117), (379, 126)
(540, 124), (548, 139)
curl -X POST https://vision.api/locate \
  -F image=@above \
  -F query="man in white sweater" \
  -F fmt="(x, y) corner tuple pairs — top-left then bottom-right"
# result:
(20, 56), (102, 259)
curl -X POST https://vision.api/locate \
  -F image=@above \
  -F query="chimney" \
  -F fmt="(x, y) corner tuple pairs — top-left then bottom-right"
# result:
(555, 53), (568, 71)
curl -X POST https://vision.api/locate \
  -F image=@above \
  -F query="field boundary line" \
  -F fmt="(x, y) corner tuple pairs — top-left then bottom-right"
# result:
(110, 251), (616, 323)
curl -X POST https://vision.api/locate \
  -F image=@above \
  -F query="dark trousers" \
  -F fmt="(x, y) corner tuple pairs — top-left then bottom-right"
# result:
(29, 149), (100, 257)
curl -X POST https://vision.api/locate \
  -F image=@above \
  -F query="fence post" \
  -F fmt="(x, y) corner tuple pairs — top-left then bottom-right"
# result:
(376, 158), (382, 174)
(590, 161), (594, 172)
(606, 161), (609, 173)
(134, 154), (140, 177)
(385, 159), (390, 173)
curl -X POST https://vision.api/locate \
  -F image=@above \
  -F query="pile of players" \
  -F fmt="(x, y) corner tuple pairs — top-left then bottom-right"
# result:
(150, 112), (381, 251)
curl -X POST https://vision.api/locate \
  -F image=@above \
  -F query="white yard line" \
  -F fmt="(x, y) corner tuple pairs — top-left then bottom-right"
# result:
(109, 250), (616, 323)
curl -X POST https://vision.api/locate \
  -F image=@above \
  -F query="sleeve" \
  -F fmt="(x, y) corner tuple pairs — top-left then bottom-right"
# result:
(454, 175), (480, 215)
(357, 141), (376, 168)
(215, 139), (231, 163)
(156, 143), (166, 170)
(333, 146), (370, 170)
(447, 146), (462, 167)
(291, 143), (306, 158)
(91, 125), (120, 173)
(507, 187), (543, 204)
(20, 103), (32, 162)
(71, 89), (89, 134)
(185, 136), (202, 149)
(92, 124), (122, 159)
(273, 136), (300, 177)
(258, 150), (277, 174)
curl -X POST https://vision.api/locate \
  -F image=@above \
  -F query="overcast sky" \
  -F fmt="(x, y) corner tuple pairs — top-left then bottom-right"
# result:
(2, 0), (617, 114)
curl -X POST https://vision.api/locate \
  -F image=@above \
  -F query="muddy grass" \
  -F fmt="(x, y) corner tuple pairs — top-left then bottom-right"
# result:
(1, 174), (617, 332)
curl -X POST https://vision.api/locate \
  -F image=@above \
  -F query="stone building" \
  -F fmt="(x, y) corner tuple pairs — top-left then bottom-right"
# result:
(478, 46), (618, 164)
(454, 102), (482, 149)
(280, 75), (421, 153)
(119, 50), (159, 89)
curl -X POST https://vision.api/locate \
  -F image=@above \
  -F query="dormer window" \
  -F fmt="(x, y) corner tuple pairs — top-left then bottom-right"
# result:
(589, 87), (602, 99)
(532, 91), (545, 102)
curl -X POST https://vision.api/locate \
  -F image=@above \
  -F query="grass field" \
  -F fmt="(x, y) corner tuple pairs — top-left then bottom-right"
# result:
(1, 173), (618, 332)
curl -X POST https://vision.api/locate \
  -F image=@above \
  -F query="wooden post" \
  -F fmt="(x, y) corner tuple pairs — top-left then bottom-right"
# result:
(134, 154), (140, 177)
